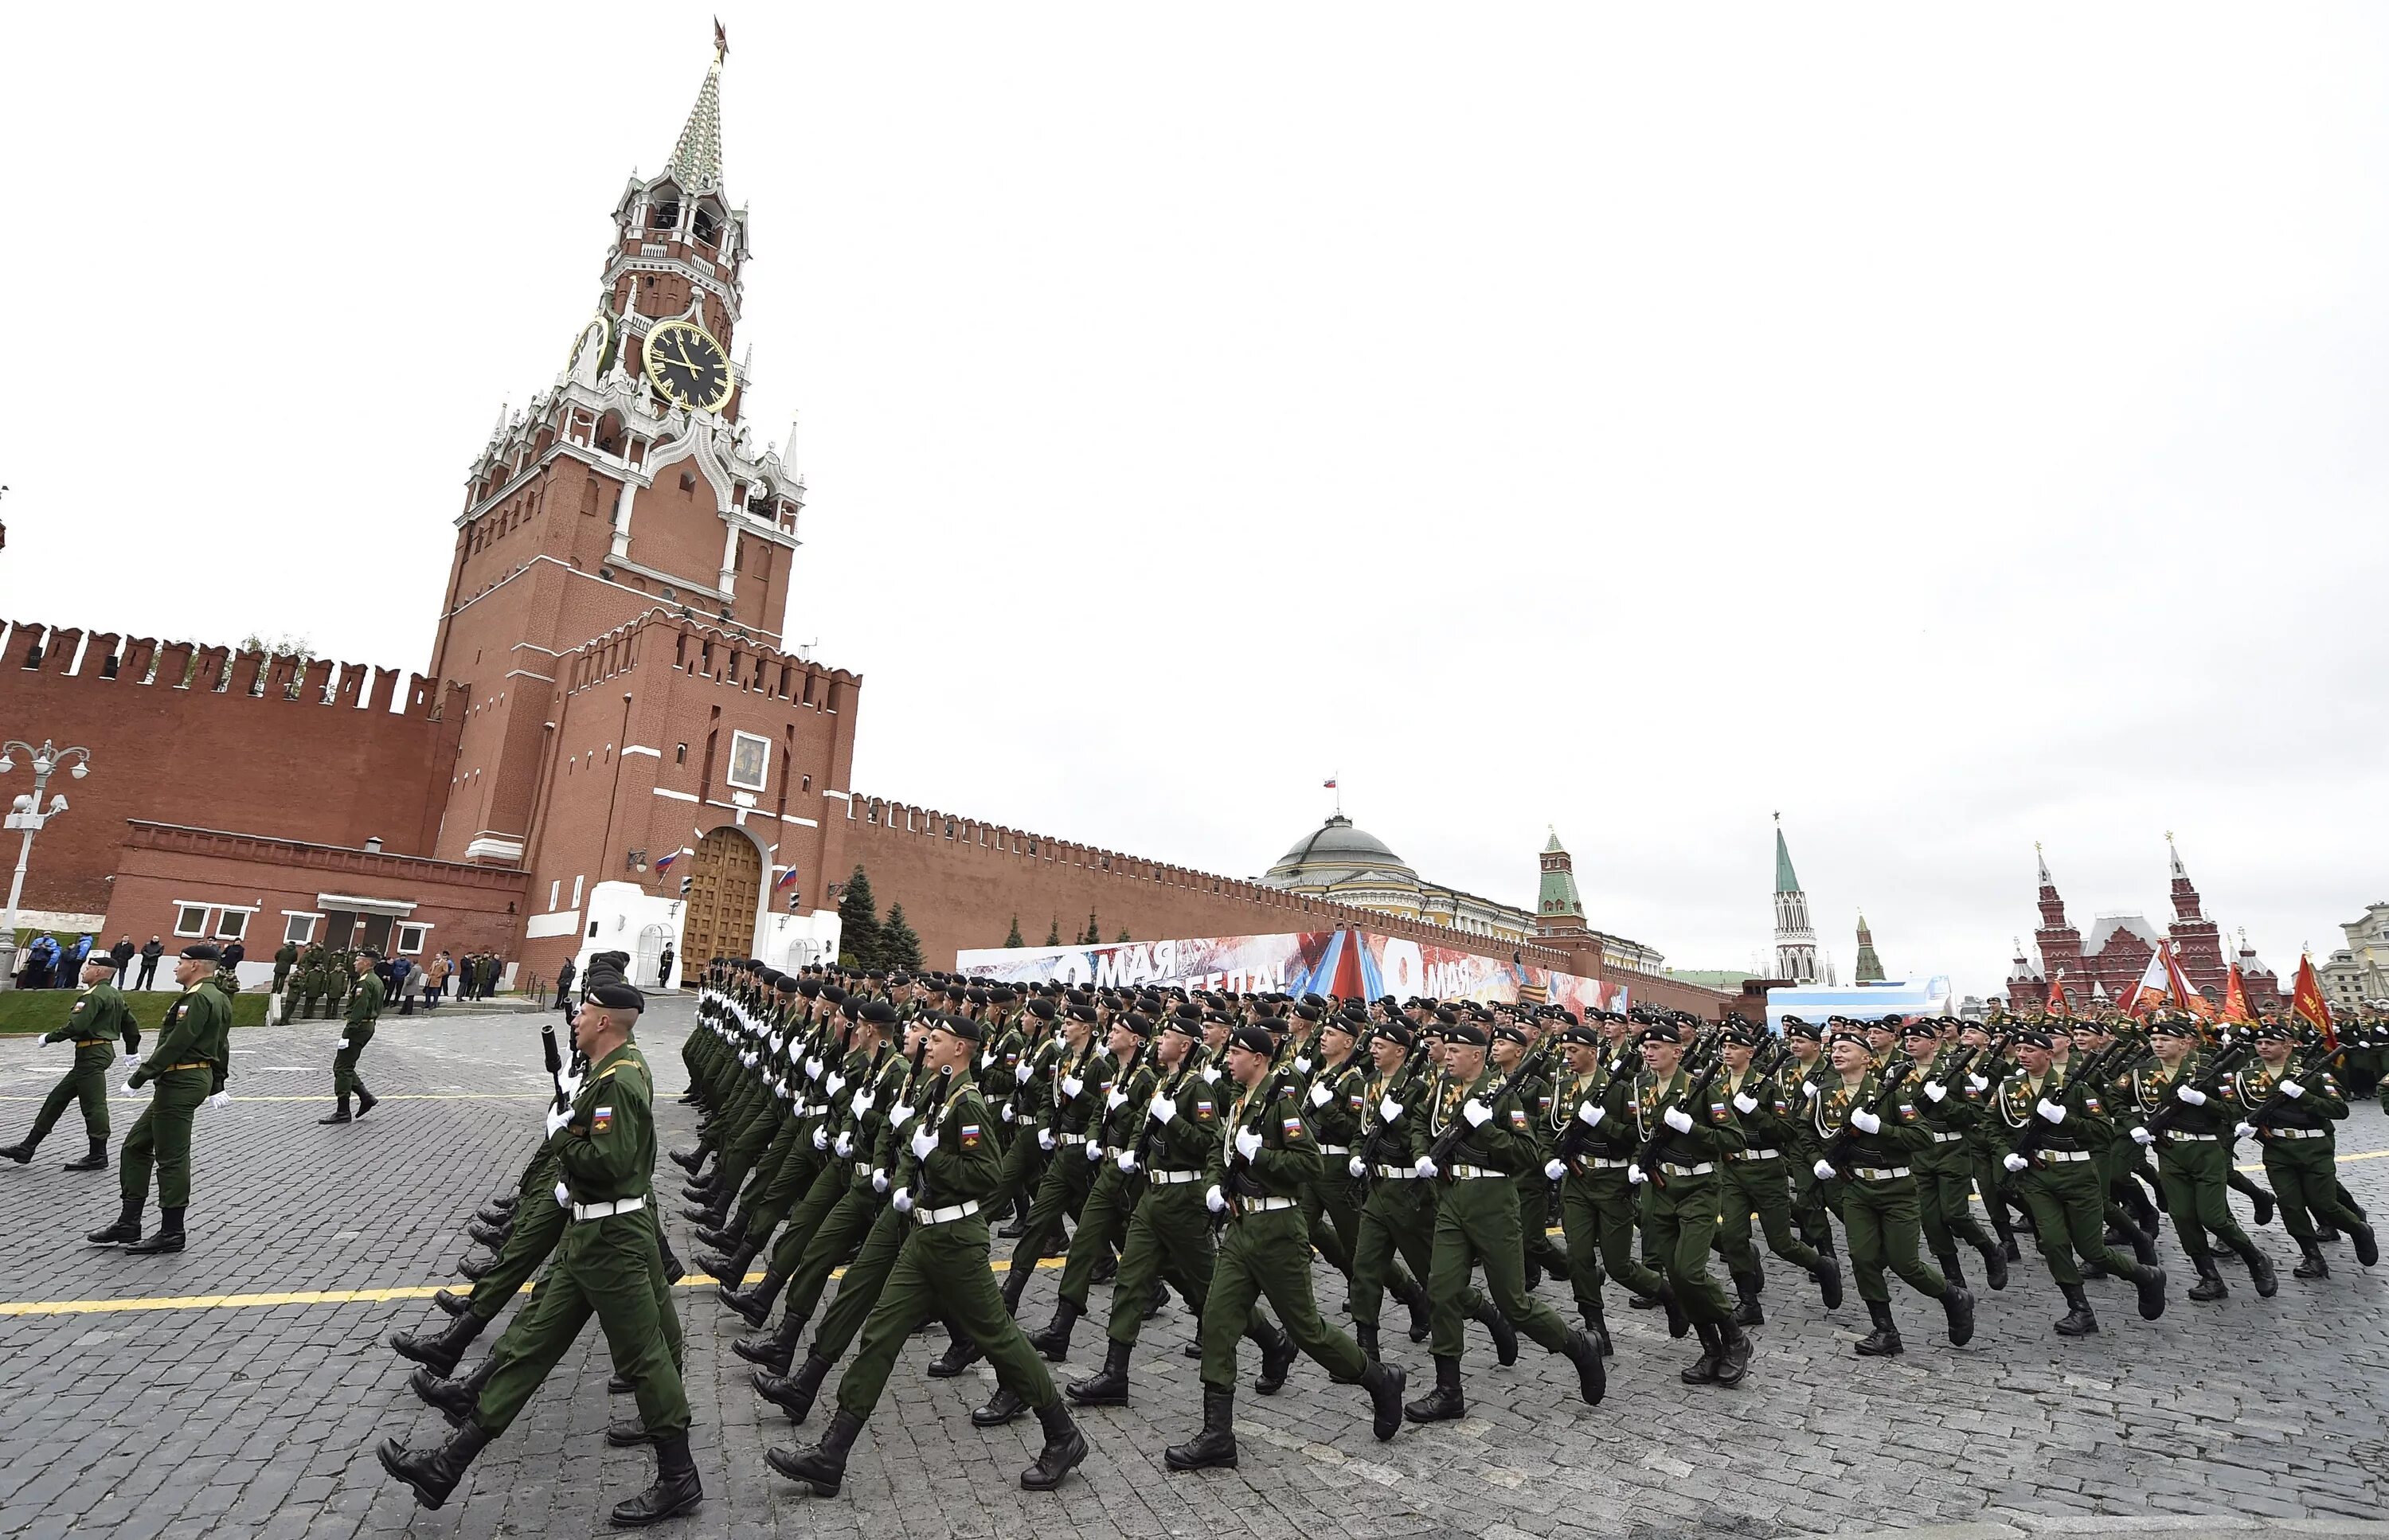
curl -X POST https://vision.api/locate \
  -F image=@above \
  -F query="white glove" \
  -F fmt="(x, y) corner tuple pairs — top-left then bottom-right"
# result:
(2004, 1153), (2030, 1173)
(2130, 1126), (2155, 1147)
(1413, 1155), (1438, 1179)
(1038, 1128), (1056, 1151)
(558, 1069), (585, 1100)
(554, 1181), (571, 1207)
(1295, 1056), (1312, 1075)
(1000, 1104), (1016, 1124)
(1544, 1158), (1567, 1181)
(1967, 1074), (1988, 1092)
(1085, 1140), (1102, 1163)
(768, 1034), (782, 1055)
(890, 1102), (916, 1130)
(2175, 1085), (2207, 1106)
(1812, 1159), (1836, 1180)
(805, 1056), (824, 1081)
(1379, 1095), (1406, 1122)
(1235, 1126), (1263, 1159)
(545, 1106), (571, 1138)
(1061, 1075), (1083, 1100)
(2035, 1098), (2066, 1124)
(205, 1090), (230, 1110)
(1463, 1098), (1492, 1128)
(893, 1188), (913, 1215)
(1199, 1066), (1220, 1084)
(811, 1126), (829, 1151)
(871, 1167), (889, 1193)
(1116, 1150), (1138, 1173)
(1627, 1164), (1648, 1186)
(1308, 1081), (1333, 1108)
(1923, 1083), (1947, 1103)
(834, 1132), (855, 1159)
(1106, 1088), (1128, 1112)
(909, 1126), (937, 1159)
(335, 1038), (350, 1050)
(122, 1049), (135, 1062)
(2235, 1120), (2258, 1139)
(740, 1050), (755, 1068)
(1151, 1096), (1176, 1126)
(850, 1088), (872, 1119)
(979, 1049), (995, 1069)
(772, 1079), (788, 1100)
(1206, 1185), (1226, 1214)
(1733, 1092), (1760, 1114)
(1803, 1081), (1822, 1098)
(2281, 1081), (2305, 1100)
(1347, 1155), (1367, 1178)
(1850, 1109), (1881, 1135)
(1664, 1106), (1694, 1135)
(825, 1072), (846, 1098)
(122, 1080), (139, 1096)
(1577, 1103), (1604, 1129)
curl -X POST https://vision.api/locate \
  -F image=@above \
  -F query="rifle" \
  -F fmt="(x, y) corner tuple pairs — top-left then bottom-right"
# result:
(1043, 1030), (1101, 1145)
(541, 1022), (573, 1113)
(1425, 1046), (1546, 1184)
(2139, 1042), (2250, 1141)
(1351, 1030), (1429, 1204)
(2242, 1046), (2353, 1132)
(1634, 1038), (1727, 1186)
(2003, 1036), (2133, 1167)
(1813, 1060), (1914, 1177)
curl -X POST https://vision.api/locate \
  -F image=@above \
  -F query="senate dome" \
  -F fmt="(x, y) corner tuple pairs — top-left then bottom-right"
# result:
(1263, 815), (1417, 888)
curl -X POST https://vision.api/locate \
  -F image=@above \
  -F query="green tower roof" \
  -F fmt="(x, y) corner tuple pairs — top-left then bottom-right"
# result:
(1774, 827), (1802, 895)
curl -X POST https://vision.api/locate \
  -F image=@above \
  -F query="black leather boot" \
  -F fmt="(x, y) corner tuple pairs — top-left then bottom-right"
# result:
(0, 1139), (33, 1163)
(1657, 1279), (1691, 1339)
(972, 1385), (1027, 1427)
(475, 1201), (514, 1225)
(1730, 1270), (1764, 1327)
(1978, 1239), (2008, 1292)
(319, 1096), (352, 1124)
(1584, 1296), (1613, 1357)
(1680, 1321), (1722, 1384)
(432, 1288), (471, 1318)
(2231, 1236), (2278, 1297)
(64, 1139), (108, 1172)
(733, 1311), (803, 1374)
(2124, 1221), (2160, 1268)
(669, 1144), (708, 1173)
(700, 1243), (756, 1288)
(1715, 1319), (1754, 1386)
(87, 1197), (141, 1246)
(721, 1269), (786, 1329)
(2055, 1281), (2098, 1336)
(456, 1253), (495, 1281)
(1251, 1320), (1296, 1395)
(127, 1206), (185, 1253)
(1403, 1354), (1466, 1422)
(1165, 1386), (1239, 1469)
(1559, 1327), (1605, 1405)
(1855, 1300), (1902, 1357)
(1027, 1300), (1080, 1362)
(1000, 1262), (1032, 1317)
(1812, 1251), (1844, 1309)
(928, 1323), (983, 1378)
(411, 1358), (497, 1426)
(377, 1421), (489, 1510)
(765, 1409), (862, 1496)
(753, 1353), (832, 1424)
(612, 1431), (702, 1525)
(2129, 1262), (2168, 1320)
(605, 1417), (656, 1448)
(1941, 1284), (1975, 1347)
(467, 1220), (510, 1249)
(1022, 1401), (1087, 1491)
(2187, 1253), (2227, 1301)
(2293, 1240), (2330, 1280)
(391, 1310), (486, 1376)
(1361, 1358), (1406, 1439)
(1936, 1250), (1967, 1292)
(355, 1085), (379, 1119)
(1066, 1339), (1133, 1405)
(1470, 1297), (1519, 1366)
(1392, 1276), (1433, 1343)
(1355, 1321), (1379, 1363)
(2352, 1222), (2380, 1268)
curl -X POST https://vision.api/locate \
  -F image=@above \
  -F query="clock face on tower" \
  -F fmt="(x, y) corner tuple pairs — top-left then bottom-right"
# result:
(642, 319), (733, 413)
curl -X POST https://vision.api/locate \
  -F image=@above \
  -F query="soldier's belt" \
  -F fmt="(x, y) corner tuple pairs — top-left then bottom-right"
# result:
(1233, 1196), (1299, 1214)
(1148, 1169), (1205, 1186)
(2034, 1149), (2092, 1165)
(1727, 1147), (1781, 1162)
(1447, 1164), (1506, 1180)
(916, 1199), (981, 1226)
(1850, 1166), (1911, 1182)
(1372, 1163), (1421, 1179)
(160, 1062), (210, 1073)
(72, 1039), (110, 1048)
(1316, 1143), (1351, 1155)
(2266, 1128), (2328, 1140)
(1057, 1132), (1092, 1146)
(1586, 1156), (1632, 1170)
(2166, 1132), (2219, 1142)
(1929, 1131), (1967, 1143)
(1658, 1161), (1714, 1177)
(572, 1197), (647, 1221)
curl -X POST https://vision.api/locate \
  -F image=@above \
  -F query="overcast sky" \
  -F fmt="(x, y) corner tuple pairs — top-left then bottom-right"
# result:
(6, 4), (2386, 996)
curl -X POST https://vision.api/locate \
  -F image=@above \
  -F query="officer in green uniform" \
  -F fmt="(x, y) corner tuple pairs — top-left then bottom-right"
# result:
(3, 950), (139, 1170)
(322, 948), (387, 1123)
(1902, 1018), (2008, 1292)
(1629, 1017), (1754, 1384)
(765, 1011), (1088, 1497)
(1809, 1026), (1973, 1355)
(377, 982), (701, 1526)
(2224, 1021), (2377, 1278)
(2123, 1014), (2277, 1300)
(1163, 1024), (1406, 1471)
(1713, 1019), (1840, 1323)
(85, 944), (232, 1253)
(1296, 1005), (1376, 1300)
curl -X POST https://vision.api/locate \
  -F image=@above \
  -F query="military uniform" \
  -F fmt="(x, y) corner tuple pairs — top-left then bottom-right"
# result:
(1630, 1026), (1754, 1383)
(87, 951), (233, 1253)
(326, 957), (386, 1120)
(1001, 1022), (1106, 1313)
(3, 971), (137, 1167)
(2125, 1026), (2276, 1298)
(1906, 1032), (2007, 1292)
(1714, 1040), (1836, 1324)
(1992, 1041), (2167, 1333)
(1026, 1027), (1160, 1361)
(2223, 1042), (2378, 1278)
(1809, 1060), (1971, 1354)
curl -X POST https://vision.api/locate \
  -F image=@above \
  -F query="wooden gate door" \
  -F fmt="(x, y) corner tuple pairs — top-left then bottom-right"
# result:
(679, 827), (763, 967)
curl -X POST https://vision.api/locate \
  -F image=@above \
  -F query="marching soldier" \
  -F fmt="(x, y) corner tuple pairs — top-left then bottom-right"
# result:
(1713, 1019), (1841, 1323)
(1629, 1017), (1752, 1384)
(999, 999), (1107, 1317)
(85, 944), (233, 1253)
(323, 948), (387, 1123)
(2224, 1021), (2377, 1278)
(2124, 1014), (2278, 1300)
(2, 949), (139, 1170)
(272, 938), (299, 997)
(1024, 1010), (1167, 1365)
(1904, 1018), (2008, 1292)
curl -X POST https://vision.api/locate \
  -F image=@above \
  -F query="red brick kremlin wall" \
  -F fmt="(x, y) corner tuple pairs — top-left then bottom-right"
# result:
(0, 622), (465, 917)
(842, 796), (1736, 1018)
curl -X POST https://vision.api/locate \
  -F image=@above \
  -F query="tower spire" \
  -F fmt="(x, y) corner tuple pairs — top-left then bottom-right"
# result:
(1770, 815), (1817, 983)
(666, 25), (728, 192)
(1853, 909), (1885, 984)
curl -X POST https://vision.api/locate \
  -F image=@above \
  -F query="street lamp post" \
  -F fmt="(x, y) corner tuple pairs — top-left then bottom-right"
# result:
(0, 740), (92, 991)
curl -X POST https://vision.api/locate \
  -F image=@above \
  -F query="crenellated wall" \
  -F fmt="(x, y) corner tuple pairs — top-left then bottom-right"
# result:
(0, 621), (466, 917)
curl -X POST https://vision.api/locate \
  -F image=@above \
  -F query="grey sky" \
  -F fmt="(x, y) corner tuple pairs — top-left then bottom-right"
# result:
(6, 4), (2385, 996)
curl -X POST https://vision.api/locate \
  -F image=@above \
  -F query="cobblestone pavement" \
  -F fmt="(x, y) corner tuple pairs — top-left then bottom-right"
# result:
(2, 999), (2384, 1540)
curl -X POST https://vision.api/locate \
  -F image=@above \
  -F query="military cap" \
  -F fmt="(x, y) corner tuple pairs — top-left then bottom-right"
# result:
(1558, 1021), (1603, 1047)
(1121, 1010), (1156, 1039)
(179, 942), (221, 961)
(1026, 997), (1058, 1022)
(1294, 1001), (1325, 1023)
(964, 987), (991, 1007)
(1640, 1018), (1684, 1046)
(1226, 1024), (1275, 1057)
(356, 946), (384, 962)
(822, 985), (848, 1006)
(1718, 1019), (1760, 1046)
(796, 978), (821, 999)
(1065, 1001), (1099, 1024)
(2149, 1015), (2195, 1038)
(2013, 1026), (2056, 1049)
(775, 974), (800, 994)
(1492, 1023), (1530, 1046)
(861, 999), (899, 1026)
(1372, 1018), (1416, 1049)
(1320, 1011), (1359, 1038)
(588, 981), (645, 1012)
(1171, 1000), (1204, 1026)
(2257, 1020), (2298, 1041)
(886, 971), (910, 987)
(933, 1010), (982, 1042)
(943, 983), (968, 1003)
(1900, 1018), (1940, 1041)
(1160, 1009), (1203, 1039)
(1439, 1020), (1488, 1047)
(1431, 1003), (1463, 1028)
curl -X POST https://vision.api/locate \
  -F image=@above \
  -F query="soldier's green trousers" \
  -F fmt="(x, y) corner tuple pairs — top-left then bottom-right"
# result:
(1351, 1178), (1490, 1327)
(1005, 1138), (1097, 1287)
(2259, 1135), (2365, 1243)
(2016, 1157), (2137, 1286)
(332, 1022), (375, 1097)
(468, 1150), (570, 1323)
(474, 1208), (687, 1440)
(120, 1068), (209, 1209)
(772, 1186), (882, 1337)
(1638, 1169), (1734, 1325)
(2152, 1139), (2255, 1260)
(1840, 1172), (1949, 1304)
(835, 1215), (1059, 1422)
(1106, 1178), (1217, 1347)
(1578, 1168), (1670, 1301)
(1056, 1161), (1139, 1310)
(1515, 1172), (1570, 1280)
(1301, 1168), (1362, 1276)
(1200, 1206), (1368, 1393)
(1716, 1155), (1822, 1277)
(1914, 1146), (1996, 1258)
(735, 1124), (823, 1237)
(27, 1042), (113, 1145)
(811, 1204), (909, 1362)
(759, 1161), (852, 1272)
(1428, 1175), (1574, 1362)
(993, 1116), (1048, 1210)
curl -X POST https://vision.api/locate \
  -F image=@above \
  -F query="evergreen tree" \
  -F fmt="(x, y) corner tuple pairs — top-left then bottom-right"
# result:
(1116, 928), (1130, 943)
(838, 865), (882, 970)
(1081, 910), (1100, 946)
(881, 904), (924, 971)
(1004, 915), (1024, 948)
(1046, 917), (1062, 947)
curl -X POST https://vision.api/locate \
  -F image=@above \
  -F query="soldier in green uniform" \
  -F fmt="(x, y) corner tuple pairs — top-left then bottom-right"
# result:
(1712, 1019), (1840, 1323)
(1629, 1017), (1753, 1384)
(1025, 1010), (1166, 1363)
(85, 944), (233, 1253)
(1902, 1018), (2008, 1292)
(2, 950), (139, 1169)
(1488, 1019), (1570, 1292)
(272, 940), (299, 997)
(764, 1012), (1088, 1497)
(1777, 1018), (1843, 1259)
(1401, 1017), (1603, 1421)
(2224, 1021), (2377, 1278)
(1000, 999), (1108, 1315)
(2122, 1014), (2277, 1300)
(321, 948), (386, 1123)
(1809, 1026), (1973, 1354)
(1163, 1024), (1406, 1471)
(378, 983), (701, 1526)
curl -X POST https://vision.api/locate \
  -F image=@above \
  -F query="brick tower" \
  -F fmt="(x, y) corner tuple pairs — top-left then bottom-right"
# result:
(1535, 827), (1588, 940)
(2164, 834), (2226, 1002)
(1771, 815), (1818, 983)
(1852, 911), (1885, 983)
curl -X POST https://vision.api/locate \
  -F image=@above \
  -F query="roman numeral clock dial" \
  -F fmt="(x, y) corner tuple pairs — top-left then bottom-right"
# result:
(641, 319), (733, 413)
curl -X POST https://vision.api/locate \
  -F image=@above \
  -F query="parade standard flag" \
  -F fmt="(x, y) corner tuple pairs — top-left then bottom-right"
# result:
(2161, 941), (2215, 1021)
(2221, 962), (2254, 1026)
(2290, 952), (2336, 1049)
(2045, 969), (2072, 1018)
(2123, 947), (2172, 1018)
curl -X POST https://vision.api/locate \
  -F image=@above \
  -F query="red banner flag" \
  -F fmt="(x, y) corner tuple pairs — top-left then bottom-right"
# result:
(2044, 969), (2071, 1019)
(2290, 952), (2336, 1049)
(2161, 941), (2215, 1022)
(2221, 962), (2254, 1026)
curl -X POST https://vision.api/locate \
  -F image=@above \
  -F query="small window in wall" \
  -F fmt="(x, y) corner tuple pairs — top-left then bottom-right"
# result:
(726, 730), (770, 791)
(571, 875), (585, 909)
(675, 744), (688, 764)
(216, 910), (249, 941)
(283, 914), (318, 945)
(396, 924), (430, 955)
(174, 904), (209, 938)
(549, 879), (561, 911)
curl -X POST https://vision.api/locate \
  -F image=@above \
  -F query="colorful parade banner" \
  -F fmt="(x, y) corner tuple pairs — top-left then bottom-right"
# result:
(956, 928), (1627, 1014)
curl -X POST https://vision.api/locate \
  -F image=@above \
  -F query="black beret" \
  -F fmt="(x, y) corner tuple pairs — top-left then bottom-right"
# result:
(2149, 1016), (2195, 1039)
(886, 971), (910, 987)
(1065, 1002), (1099, 1024)
(944, 983), (968, 1003)
(821, 985), (847, 1006)
(796, 979), (821, 999)
(1559, 1022), (1603, 1047)
(1160, 1010), (1204, 1039)
(1639, 1020), (1683, 1046)
(1900, 1018), (1940, 1040)
(1026, 998), (1058, 1022)
(2257, 1020), (2297, 1041)
(355, 947), (384, 962)
(1432, 1004), (1462, 1028)
(1492, 1024), (1530, 1046)
(989, 986), (1018, 1004)
(775, 974), (799, 994)
(1226, 1025), (1274, 1057)
(1443, 1020), (1490, 1047)
(588, 982), (645, 1012)
(179, 943), (221, 961)
(935, 1010), (983, 1042)
(1320, 1012), (1359, 1037)
(965, 987), (991, 1007)
(1294, 1002), (1325, 1023)
(1372, 1019), (1415, 1048)
(2014, 1027), (2056, 1049)
(1718, 1021), (1759, 1046)
(1121, 1011), (1155, 1040)
(861, 1000), (898, 1026)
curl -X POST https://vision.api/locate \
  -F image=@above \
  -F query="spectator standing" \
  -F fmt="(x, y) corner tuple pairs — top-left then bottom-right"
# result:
(135, 937), (163, 991)
(109, 935), (135, 987)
